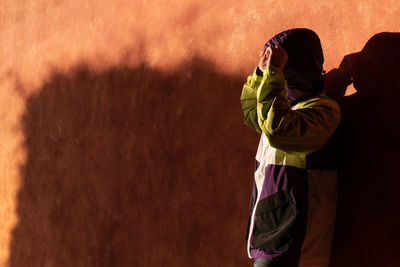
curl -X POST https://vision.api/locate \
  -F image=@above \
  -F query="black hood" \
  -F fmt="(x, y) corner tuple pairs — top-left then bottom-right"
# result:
(265, 28), (325, 106)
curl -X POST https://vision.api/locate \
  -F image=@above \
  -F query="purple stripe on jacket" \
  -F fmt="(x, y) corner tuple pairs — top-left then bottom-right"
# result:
(248, 164), (308, 261)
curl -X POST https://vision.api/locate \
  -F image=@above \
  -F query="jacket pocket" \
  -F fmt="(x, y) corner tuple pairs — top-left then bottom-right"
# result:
(251, 190), (297, 252)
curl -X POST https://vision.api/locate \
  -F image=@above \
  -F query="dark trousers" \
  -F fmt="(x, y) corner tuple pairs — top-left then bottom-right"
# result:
(253, 258), (274, 267)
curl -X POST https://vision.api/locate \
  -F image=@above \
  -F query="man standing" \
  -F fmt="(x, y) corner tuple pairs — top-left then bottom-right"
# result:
(241, 29), (340, 267)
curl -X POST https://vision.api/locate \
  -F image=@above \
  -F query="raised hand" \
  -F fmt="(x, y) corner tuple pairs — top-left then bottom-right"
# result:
(258, 45), (288, 72)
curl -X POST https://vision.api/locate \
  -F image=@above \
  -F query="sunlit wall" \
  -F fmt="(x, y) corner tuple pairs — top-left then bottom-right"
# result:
(0, 1), (399, 266)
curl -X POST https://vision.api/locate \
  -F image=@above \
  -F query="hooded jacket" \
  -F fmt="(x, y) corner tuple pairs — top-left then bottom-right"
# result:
(241, 29), (340, 266)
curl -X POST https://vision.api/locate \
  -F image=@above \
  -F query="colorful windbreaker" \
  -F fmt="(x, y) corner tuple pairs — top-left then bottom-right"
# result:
(241, 65), (340, 266)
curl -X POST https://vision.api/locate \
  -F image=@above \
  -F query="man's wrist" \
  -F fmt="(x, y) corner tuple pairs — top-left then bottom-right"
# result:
(256, 67), (264, 76)
(264, 65), (284, 79)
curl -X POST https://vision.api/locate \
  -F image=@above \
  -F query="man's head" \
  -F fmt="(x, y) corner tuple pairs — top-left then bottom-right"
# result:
(264, 28), (325, 105)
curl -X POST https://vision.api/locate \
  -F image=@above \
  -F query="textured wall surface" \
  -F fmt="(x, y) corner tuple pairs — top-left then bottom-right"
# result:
(0, 0), (399, 266)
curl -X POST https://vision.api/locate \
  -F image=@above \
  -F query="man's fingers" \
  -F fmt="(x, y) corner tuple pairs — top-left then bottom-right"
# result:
(265, 48), (271, 57)
(261, 45), (288, 70)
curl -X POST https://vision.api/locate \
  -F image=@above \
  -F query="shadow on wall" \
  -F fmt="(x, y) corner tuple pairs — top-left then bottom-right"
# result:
(9, 58), (258, 267)
(325, 32), (400, 267)
(9, 33), (400, 267)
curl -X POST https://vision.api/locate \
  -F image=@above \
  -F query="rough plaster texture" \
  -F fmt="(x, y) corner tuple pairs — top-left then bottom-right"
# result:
(0, 0), (399, 266)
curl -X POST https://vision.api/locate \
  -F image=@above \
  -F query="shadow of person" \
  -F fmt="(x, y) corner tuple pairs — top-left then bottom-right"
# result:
(8, 58), (255, 266)
(324, 32), (400, 267)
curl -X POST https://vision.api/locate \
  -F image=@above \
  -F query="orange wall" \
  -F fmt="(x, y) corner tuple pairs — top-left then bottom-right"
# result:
(0, 1), (399, 266)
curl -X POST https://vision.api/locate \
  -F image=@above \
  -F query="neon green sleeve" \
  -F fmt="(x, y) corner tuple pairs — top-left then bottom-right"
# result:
(241, 65), (340, 155)
(240, 67), (267, 133)
(255, 66), (341, 155)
